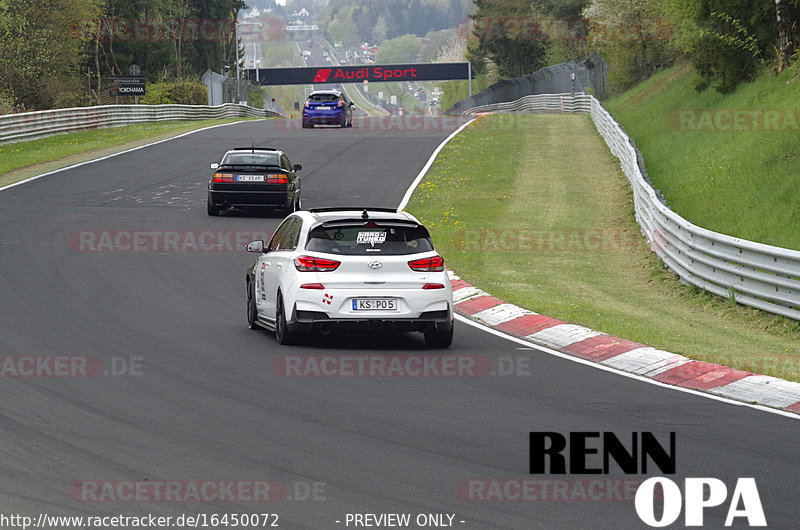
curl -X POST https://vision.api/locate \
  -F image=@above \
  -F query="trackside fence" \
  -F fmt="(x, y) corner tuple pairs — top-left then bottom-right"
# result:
(458, 94), (800, 321)
(0, 104), (282, 144)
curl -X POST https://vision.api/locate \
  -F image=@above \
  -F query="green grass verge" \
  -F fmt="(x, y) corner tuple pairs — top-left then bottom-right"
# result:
(605, 63), (800, 250)
(0, 118), (261, 189)
(406, 113), (800, 381)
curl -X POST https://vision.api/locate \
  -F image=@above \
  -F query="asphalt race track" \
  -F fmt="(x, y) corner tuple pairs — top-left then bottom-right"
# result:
(0, 119), (798, 529)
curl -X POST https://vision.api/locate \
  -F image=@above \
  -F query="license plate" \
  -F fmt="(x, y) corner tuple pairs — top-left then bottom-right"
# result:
(317, 106), (331, 110)
(237, 175), (264, 182)
(352, 298), (397, 311)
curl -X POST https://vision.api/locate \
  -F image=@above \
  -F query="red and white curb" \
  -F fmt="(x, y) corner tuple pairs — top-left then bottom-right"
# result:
(449, 270), (800, 415)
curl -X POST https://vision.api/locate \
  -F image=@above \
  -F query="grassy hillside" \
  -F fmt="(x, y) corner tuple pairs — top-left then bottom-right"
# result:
(604, 64), (800, 250)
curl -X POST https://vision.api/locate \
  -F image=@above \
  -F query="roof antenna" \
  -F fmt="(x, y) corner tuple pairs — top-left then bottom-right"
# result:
(361, 209), (369, 219)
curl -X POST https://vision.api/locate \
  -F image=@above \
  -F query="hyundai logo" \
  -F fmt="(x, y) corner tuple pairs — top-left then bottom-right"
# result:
(367, 260), (383, 270)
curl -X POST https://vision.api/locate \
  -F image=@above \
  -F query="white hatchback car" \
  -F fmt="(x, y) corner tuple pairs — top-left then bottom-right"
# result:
(245, 208), (454, 347)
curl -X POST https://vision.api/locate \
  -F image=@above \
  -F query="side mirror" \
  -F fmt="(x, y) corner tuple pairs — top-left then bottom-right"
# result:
(245, 240), (265, 253)
(209, 163), (219, 170)
(293, 164), (302, 172)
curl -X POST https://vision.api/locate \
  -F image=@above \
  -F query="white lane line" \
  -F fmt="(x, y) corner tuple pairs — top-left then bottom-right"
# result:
(454, 314), (800, 420)
(397, 118), (475, 211)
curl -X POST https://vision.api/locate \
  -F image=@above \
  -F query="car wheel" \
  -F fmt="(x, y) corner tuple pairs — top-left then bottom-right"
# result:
(275, 294), (296, 345)
(302, 120), (309, 128)
(247, 281), (259, 330)
(340, 116), (347, 128)
(207, 196), (221, 216)
(424, 323), (453, 348)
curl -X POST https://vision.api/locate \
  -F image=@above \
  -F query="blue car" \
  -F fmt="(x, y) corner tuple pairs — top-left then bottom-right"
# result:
(302, 90), (353, 128)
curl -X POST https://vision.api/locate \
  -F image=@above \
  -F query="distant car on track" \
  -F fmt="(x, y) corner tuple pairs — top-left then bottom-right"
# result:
(244, 207), (454, 347)
(207, 147), (302, 216)
(302, 90), (354, 128)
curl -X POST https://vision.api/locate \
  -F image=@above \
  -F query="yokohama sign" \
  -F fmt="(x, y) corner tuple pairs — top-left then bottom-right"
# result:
(247, 63), (470, 86)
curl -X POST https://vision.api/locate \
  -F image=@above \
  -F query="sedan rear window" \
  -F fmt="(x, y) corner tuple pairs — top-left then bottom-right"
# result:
(305, 225), (434, 255)
(222, 153), (279, 166)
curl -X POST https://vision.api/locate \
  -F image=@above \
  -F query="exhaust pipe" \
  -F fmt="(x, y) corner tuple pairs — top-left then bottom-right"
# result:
(318, 323), (334, 336)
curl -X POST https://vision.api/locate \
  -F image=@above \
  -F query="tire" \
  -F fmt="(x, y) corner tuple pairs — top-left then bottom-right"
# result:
(302, 120), (309, 129)
(207, 196), (220, 216)
(275, 294), (297, 345)
(247, 281), (259, 330)
(424, 323), (453, 348)
(340, 116), (347, 128)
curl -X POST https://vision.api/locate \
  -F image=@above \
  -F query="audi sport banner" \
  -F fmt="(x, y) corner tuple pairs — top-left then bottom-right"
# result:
(246, 62), (470, 86)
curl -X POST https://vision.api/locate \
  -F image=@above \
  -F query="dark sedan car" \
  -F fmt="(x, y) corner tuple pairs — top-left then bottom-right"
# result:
(207, 147), (302, 216)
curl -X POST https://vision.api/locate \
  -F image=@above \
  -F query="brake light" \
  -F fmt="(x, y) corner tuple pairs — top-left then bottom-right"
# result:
(294, 256), (341, 272)
(422, 283), (445, 290)
(266, 174), (288, 184)
(408, 255), (445, 272)
(212, 173), (233, 183)
(304, 101), (310, 108)
(337, 99), (344, 107)
(300, 283), (325, 289)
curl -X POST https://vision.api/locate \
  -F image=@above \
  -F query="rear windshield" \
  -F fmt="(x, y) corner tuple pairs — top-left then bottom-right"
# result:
(305, 224), (434, 255)
(308, 93), (340, 103)
(222, 153), (279, 166)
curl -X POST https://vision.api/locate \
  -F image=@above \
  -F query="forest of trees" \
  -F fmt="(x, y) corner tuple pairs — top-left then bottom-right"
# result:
(0, 0), (244, 110)
(466, 0), (800, 94)
(3, 0), (800, 111)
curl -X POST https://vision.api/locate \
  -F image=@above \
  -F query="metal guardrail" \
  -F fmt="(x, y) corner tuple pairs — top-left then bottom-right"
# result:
(0, 103), (282, 144)
(458, 94), (800, 321)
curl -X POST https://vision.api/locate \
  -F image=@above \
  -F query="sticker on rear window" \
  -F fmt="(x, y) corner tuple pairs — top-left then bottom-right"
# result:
(356, 231), (387, 247)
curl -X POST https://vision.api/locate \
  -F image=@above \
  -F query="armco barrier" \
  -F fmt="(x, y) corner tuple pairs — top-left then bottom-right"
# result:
(458, 94), (800, 321)
(0, 103), (282, 144)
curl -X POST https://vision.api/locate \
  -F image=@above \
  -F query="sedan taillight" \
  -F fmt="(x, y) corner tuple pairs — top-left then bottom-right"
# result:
(266, 174), (288, 184)
(408, 255), (445, 272)
(294, 256), (341, 272)
(212, 173), (233, 183)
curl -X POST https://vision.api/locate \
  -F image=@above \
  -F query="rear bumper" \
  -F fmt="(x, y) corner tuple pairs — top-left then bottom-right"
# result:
(208, 189), (291, 209)
(303, 110), (346, 125)
(287, 306), (453, 334)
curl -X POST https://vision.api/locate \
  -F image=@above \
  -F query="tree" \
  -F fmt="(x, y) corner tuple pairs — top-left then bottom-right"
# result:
(0, 0), (103, 109)
(584, 0), (668, 91)
(470, 0), (549, 78)
(375, 34), (422, 63)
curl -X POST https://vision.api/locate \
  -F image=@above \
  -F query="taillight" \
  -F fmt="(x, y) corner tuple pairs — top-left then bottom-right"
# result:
(294, 256), (340, 272)
(266, 174), (288, 184)
(422, 283), (445, 290)
(212, 173), (233, 183)
(408, 255), (444, 272)
(300, 283), (325, 289)
(337, 99), (344, 107)
(304, 101), (310, 108)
